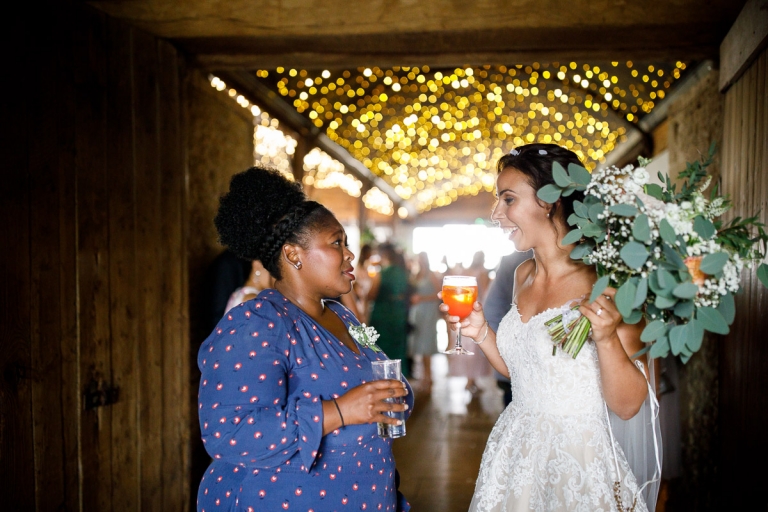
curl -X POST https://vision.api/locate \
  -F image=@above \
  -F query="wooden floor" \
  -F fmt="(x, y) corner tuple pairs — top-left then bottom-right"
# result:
(393, 355), (504, 511)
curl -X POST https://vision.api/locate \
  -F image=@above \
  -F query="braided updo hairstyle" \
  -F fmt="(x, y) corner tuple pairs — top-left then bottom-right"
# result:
(496, 143), (586, 228)
(214, 166), (337, 280)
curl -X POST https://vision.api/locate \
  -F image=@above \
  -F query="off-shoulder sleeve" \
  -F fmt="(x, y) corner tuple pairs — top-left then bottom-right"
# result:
(197, 303), (323, 472)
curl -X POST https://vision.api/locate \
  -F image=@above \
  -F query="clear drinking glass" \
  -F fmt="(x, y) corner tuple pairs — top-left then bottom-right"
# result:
(442, 275), (478, 355)
(370, 359), (406, 438)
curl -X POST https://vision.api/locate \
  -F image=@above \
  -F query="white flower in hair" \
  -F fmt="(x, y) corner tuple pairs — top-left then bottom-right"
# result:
(539, 149), (548, 155)
(349, 324), (382, 352)
(509, 148), (520, 155)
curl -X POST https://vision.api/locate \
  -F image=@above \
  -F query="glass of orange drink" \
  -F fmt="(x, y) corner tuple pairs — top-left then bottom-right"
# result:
(442, 275), (478, 355)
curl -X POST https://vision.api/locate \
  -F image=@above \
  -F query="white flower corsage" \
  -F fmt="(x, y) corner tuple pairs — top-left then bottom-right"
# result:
(349, 324), (381, 352)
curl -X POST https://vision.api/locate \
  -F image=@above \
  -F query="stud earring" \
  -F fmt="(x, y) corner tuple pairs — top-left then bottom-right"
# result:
(292, 261), (302, 270)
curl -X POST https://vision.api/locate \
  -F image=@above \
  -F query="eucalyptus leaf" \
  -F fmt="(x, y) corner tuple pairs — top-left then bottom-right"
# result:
(659, 219), (677, 245)
(632, 214), (651, 243)
(662, 243), (686, 270)
(570, 243), (592, 260)
(620, 241), (650, 270)
(609, 204), (639, 217)
(687, 318), (704, 352)
(568, 163), (592, 186)
(583, 195), (600, 207)
(615, 281), (637, 317)
(644, 183), (664, 200)
(562, 187), (576, 197)
(655, 294), (678, 309)
(552, 162), (572, 187)
(681, 352), (692, 364)
(674, 300), (695, 319)
(623, 309), (644, 324)
(633, 277), (648, 308)
(589, 275), (612, 303)
(717, 292), (735, 324)
(649, 336), (670, 358)
(573, 201), (589, 219)
(656, 267), (677, 291)
(649, 272), (671, 297)
(693, 216), (716, 239)
(641, 320), (667, 342)
(582, 222), (604, 237)
(567, 213), (581, 227)
(700, 252), (729, 275)
(588, 203), (604, 224)
(669, 325), (687, 356)
(631, 344), (651, 358)
(697, 306), (730, 334)
(561, 229), (583, 246)
(537, 184), (562, 204)
(757, 263), (768, 289)
(673, 282), (699, 299)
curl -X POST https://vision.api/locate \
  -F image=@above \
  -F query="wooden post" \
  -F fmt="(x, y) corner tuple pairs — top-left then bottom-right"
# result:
(293, 135), (308, 185)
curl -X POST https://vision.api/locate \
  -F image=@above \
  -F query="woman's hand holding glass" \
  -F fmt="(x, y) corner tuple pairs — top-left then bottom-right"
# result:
(438, 291), (487, 345)
(330, 380), (408, 431)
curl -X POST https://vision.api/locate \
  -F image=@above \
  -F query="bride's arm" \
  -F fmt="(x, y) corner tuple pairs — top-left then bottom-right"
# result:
(579, 287), (648, 420)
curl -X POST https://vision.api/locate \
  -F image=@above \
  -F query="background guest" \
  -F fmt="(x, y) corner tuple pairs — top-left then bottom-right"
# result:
(368, 242), (412, 377)
(482, 250), (533, 406)
(224, 259), (273, 314)
(408, 251), (442, 393)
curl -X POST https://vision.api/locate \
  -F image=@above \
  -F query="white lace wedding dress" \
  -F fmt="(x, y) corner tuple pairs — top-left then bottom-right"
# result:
(469, 302), (647, 512)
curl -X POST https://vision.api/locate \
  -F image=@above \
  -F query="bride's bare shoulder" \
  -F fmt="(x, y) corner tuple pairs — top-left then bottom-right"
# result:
(513, 258), (536, 290)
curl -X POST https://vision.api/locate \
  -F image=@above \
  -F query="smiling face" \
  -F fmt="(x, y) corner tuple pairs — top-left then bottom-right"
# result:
(298, 219), (356, 298)
(491, 166), (558, 252)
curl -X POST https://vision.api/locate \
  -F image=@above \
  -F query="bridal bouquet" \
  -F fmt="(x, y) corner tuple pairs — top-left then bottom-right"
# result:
(537, 144), (768, 362)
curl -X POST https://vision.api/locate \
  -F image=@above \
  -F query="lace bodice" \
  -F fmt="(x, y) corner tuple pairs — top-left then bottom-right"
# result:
(469, 301), (647, 512)
(498, 302), (605, 417)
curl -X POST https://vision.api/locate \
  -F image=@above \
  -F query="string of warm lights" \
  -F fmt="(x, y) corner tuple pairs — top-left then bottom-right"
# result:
(254, 61), (687, 211)
(209, 75), (396, 216)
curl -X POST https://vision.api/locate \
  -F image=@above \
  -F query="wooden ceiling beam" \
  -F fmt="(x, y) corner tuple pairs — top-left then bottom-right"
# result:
(181, 24), (724, 70)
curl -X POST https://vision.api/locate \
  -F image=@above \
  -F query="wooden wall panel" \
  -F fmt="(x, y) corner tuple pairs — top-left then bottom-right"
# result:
(54, 5), (83, 509)
(72, 6), (114, 511)
(132, 28), (165, 511)
(105, 16), (141, 512)
(158, 38), (190, 511)
(719, 46), (768, 509)
(0, 14), (34, 511)
(2, 1), (191, 509)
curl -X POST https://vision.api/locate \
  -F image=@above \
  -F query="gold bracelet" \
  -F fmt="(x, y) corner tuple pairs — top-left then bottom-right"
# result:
(472, 321), (489, 345)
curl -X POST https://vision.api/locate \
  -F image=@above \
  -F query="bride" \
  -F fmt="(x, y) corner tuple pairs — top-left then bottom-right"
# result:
(442, 144), (660, 512)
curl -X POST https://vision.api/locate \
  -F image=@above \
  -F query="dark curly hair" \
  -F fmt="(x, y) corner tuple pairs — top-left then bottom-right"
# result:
(214, 166), (337, 280)
(496, 143), (586, 227)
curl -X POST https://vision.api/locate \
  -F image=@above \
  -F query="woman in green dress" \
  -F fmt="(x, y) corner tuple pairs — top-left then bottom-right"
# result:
(368, 243), (411, 377)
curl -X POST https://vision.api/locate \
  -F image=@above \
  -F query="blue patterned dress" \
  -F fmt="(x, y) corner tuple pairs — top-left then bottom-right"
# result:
(197, 289), (413, 512)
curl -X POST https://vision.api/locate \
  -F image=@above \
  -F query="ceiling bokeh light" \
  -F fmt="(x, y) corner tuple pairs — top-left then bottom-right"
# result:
(242, 61), (689, 212)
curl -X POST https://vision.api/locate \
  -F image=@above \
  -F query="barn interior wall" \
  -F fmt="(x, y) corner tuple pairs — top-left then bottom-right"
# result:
(1, 2), (193, 509)
(719, 45), (768, 510)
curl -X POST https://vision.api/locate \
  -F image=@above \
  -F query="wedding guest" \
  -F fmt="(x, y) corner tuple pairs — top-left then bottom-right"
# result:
(197, 166), (413, 512)
(442, 144), (660, 511)
(368, 242), (411, 377)
(224, 259), (273, 314)
(407, 252), (442, 392)
(203, 248), (251, 333)
(353, 243), (374, 322)
(482, 250), (533, 406)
